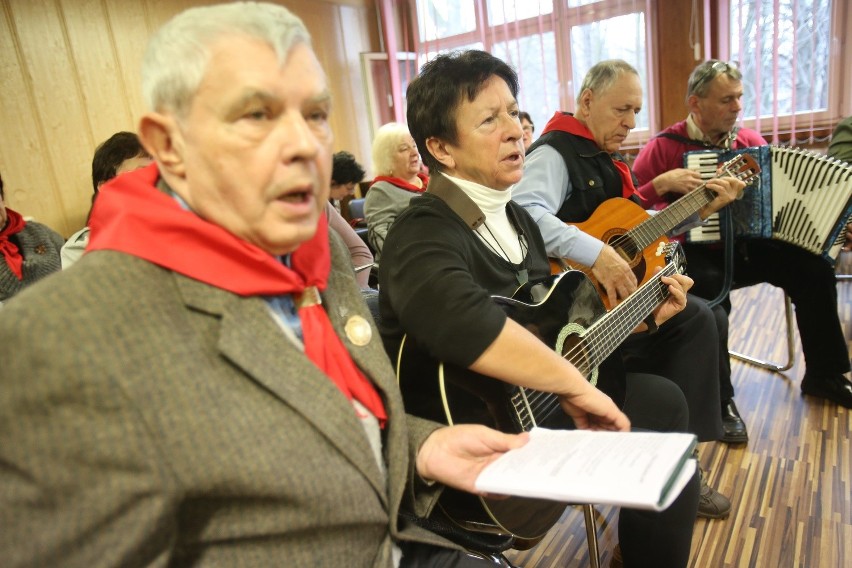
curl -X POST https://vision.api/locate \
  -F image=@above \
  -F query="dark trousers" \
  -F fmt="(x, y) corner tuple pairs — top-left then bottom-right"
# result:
(402, 373), (699, 568)
(620, 372), (699, 568)
(684, 239), (850, 379)
(619, 295), (724, 442)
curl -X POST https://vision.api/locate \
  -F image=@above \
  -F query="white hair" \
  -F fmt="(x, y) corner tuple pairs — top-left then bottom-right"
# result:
(371, 122), (412, 176)
(141, 1), (311, 116)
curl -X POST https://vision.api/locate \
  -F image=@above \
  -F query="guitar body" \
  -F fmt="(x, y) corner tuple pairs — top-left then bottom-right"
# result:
(549, 198), (670, 310)
(396, 270), (606, 539)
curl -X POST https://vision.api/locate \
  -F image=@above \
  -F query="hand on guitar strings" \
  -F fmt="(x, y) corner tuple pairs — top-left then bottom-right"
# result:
(415, 424), (531, 495)
(591, 244), (637, 307)
(649, 271), (694, 328)
(698, 176), (747, 219)
(556, 386), (631, 434)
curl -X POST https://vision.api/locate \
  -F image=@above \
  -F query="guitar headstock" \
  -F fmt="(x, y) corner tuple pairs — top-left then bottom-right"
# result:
(660, 242), (687, 275)
(718, 153), (761, 185)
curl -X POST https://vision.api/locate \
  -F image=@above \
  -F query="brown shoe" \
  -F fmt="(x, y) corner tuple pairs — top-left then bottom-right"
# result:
(697, 466), (731, 519)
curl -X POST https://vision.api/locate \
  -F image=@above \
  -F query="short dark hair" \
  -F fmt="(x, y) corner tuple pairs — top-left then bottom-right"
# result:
(406, 50), (519, 173)
(331, 151), (366, 185)
(519, 111), (534, 131)
(91, 131), (149, 194)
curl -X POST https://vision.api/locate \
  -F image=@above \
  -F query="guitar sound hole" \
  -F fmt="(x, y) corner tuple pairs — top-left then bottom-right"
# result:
(610, 238), (641, 265)
(560, 335), (592, 376)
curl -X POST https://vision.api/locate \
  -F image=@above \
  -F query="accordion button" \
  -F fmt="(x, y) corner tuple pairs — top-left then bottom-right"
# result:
(588, 179), (596, 187)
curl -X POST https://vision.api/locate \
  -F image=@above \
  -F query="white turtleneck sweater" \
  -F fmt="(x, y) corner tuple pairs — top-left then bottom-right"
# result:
(443, 173), (525, 264)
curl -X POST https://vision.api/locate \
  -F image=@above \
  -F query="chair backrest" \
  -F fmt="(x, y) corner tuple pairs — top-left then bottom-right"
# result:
(349, 198), (366, 220)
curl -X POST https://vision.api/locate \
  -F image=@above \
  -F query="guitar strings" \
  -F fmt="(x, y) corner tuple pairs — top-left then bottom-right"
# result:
(604, 157), (756, 255)
(519, 261), (679, 421)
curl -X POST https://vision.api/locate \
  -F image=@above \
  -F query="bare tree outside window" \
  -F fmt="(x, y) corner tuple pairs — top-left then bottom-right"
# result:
(730, 0), (832, 120)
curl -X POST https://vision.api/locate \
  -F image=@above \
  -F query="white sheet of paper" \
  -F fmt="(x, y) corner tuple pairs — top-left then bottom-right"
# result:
(474, 427), (697, 511)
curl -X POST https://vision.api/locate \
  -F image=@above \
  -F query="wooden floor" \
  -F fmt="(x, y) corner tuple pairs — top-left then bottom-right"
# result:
(505, 265), (852, 567)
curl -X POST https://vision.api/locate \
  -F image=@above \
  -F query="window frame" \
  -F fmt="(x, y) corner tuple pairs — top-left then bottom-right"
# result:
(713, 0), (852, 140)
(409, 0), (658, 147)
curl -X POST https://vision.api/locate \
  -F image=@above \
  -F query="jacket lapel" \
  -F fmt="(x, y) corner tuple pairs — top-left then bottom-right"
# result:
(174, 274), (388, 501)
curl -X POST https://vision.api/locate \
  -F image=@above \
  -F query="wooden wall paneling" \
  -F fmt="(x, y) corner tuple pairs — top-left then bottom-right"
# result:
(292, 2), (352, 161)
(2, 0), (91, 236)
(287, 0), (380, 174)
(99, 0), (155, 138)
(0, 1), (57, 228)
(59, 0), (139, 232)
(144, 0), (206, 29)
(333, 3), (378, 174)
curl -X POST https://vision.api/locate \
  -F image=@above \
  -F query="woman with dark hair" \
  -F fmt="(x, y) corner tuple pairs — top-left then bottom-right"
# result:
(61, 132), (152, 268)
(329, 150), (366, 212)
(378, 49), (700, 567)
(519, 110), (535, 151)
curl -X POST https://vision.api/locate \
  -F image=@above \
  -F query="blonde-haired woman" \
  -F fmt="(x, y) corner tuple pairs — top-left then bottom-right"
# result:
(364, 122), (428, 259)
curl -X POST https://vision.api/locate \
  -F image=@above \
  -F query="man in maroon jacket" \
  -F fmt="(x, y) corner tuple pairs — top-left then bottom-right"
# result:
(634, 60), (852, 411)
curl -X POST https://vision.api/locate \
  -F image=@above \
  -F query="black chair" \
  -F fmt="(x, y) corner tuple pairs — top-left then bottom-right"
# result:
(712, 210), (795, 373)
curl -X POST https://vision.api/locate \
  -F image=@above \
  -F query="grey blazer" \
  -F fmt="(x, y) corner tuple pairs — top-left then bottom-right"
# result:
(0, 232), (450, 567)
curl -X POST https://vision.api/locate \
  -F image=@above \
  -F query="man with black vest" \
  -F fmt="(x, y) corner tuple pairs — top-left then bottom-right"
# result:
(512, 59), (744, 520)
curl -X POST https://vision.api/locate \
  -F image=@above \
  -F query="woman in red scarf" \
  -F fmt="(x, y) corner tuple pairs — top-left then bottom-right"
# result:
(364, 122), (429, 258)
(0, 172), (64, 304)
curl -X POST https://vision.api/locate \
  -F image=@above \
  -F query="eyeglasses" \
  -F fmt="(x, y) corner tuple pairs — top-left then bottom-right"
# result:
(689, 60), (739, 96)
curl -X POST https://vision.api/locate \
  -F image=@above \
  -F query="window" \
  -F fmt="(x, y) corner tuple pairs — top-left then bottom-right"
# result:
(411, 0), (655, 144)
(717, 0), (849, 142)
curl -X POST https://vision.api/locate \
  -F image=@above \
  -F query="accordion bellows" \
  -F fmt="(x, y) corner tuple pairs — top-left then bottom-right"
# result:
(684, 146), (852, 264)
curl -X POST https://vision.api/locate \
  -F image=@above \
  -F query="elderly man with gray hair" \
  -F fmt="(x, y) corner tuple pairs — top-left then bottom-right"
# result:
(0, 3), (536, 566)
(512, 59), (742, 520)
(633, 59), (852, 411)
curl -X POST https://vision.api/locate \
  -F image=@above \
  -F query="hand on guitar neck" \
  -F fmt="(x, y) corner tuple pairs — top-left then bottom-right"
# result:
(698, 175), (747, 220)
(648, 269), (694, 329)
(590, 246), (692, 331)
(551, 153), (759, 310)
(468, 317), (631, 431)
(649, 165), (747, 219)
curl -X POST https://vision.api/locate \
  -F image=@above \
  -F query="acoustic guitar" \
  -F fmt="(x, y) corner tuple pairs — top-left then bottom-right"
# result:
(550, 153), (760, 309)
(396, 243), (686, 539)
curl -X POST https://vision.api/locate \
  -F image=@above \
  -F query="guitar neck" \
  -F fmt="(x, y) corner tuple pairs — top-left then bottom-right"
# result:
(626, 187), (716, 250)
(573, 263), (677, 373)
(625, 155), (760, 250)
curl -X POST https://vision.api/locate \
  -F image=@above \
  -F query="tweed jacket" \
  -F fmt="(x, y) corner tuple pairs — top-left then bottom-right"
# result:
(0, 218), (64, 302)
(0, 231), (451, 567)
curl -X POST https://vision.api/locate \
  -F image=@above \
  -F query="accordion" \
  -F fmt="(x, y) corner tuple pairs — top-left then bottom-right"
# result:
(683, 146), (852, 264)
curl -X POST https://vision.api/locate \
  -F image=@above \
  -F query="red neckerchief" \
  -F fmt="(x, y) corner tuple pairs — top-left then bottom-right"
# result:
(541, 112), (637, 199)
(371, 172), (429, 193)
(0, 208), (26, 279)
(88, 164), (387, 427)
